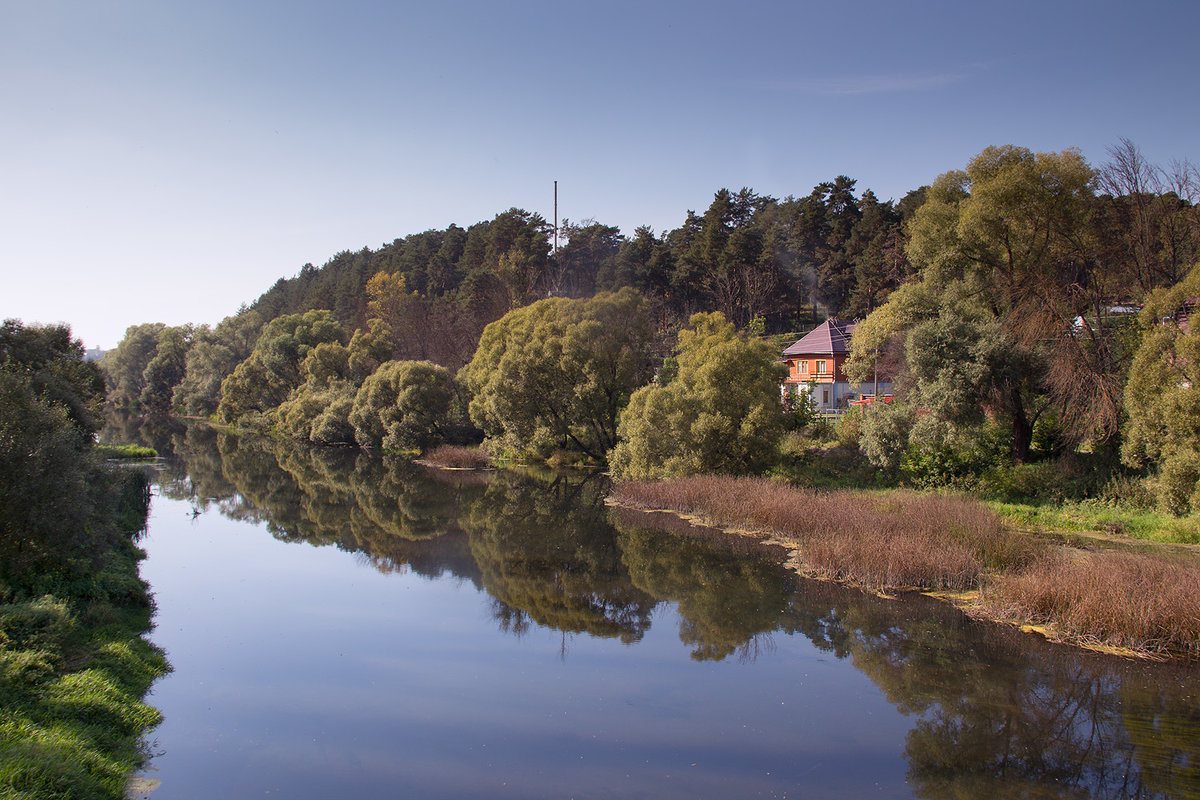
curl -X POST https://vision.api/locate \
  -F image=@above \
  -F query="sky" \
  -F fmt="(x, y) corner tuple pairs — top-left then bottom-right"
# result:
(3, 0), (1198, 350)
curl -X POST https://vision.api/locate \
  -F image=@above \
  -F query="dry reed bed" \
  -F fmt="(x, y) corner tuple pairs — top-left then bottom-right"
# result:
(986, 551), (1200, 660)
(418, 445), (493, 470)
(611, 475), (1200, 661)
(611, 475), (1034, 592)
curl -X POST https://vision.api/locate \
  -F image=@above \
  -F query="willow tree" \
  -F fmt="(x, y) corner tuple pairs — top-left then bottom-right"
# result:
(1122, 264), (1200, 513)
(349, 359), (456, 452)
(217, 310), (344, 423)
(609, 311), (786, 480)
(459, 288), (652, 461)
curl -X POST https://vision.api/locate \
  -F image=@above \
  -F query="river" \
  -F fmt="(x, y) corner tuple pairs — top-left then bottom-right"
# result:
(124, 423), (1200, 799)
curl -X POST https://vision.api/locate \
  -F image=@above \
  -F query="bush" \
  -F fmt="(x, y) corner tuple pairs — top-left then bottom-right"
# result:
(460, 288), (653, 461)
(858, 401), (916, 474)
(899, 419), (1008, 489)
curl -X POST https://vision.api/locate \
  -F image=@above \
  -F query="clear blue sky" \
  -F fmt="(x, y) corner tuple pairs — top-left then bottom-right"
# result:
(3, 0), (1197, 349)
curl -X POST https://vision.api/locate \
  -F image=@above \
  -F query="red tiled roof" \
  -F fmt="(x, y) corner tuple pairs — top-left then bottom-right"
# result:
(782, 319), (855, 356)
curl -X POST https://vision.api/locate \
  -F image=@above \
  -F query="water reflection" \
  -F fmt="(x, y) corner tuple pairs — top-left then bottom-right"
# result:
(132, 419), (1200, 799)
(462, 472), (657, 642)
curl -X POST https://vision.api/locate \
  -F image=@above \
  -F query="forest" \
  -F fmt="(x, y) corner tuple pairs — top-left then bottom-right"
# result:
(103, 140), (1200, 521)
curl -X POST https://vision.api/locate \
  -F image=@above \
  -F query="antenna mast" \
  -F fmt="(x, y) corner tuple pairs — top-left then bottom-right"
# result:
(553, 180), (558, 255)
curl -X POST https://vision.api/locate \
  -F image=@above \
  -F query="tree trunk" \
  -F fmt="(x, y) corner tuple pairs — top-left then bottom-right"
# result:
(1010, 387), (1032, 463)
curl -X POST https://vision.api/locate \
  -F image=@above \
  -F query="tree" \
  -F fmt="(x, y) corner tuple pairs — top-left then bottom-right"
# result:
(138, 325), (194, 416)
(273, 319), (396, 445)
(552, 219), (622, 297)
(173, 310), (264, 417)
(459, 288), (653, 461)
(0, 319), (105, 436)
(349, 360), (456, 452)
(101, 322), (166, 410)
(217, 310), (344, 423)
(609, 312), (786, 479)
(0, 321), (123, 587)
(1122, 264), (1200, 513)
(858, 146), (1106, 462)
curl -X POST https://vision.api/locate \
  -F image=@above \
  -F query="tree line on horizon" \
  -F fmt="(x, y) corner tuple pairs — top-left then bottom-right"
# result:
(100, 140), (1200, 512)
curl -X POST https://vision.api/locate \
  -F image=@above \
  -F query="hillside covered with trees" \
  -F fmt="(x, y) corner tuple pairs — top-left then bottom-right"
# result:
(106, 140), (1200, 518)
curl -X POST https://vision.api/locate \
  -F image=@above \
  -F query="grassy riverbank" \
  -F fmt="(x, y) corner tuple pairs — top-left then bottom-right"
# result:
(611, 475), (1200, 661)
(0, 540), (168, 799)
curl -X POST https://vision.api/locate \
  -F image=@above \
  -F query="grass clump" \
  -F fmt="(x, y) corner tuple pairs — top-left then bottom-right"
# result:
(95, 444), (158, 460)
(419, 444), (492, 470)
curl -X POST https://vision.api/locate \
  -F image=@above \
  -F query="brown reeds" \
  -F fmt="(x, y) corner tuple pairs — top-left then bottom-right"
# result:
(419, 445), (492, 470)
(985, 551), (1200, 660)
(612, 475), (1200, 660)
(611, 476), (1031, 593)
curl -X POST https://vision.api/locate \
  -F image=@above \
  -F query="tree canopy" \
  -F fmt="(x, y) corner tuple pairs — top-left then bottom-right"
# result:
(460, 288), (653, 461)
(609, 312), (786, 479)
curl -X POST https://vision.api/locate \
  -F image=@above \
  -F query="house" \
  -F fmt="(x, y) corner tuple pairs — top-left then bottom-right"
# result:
(779, 318), (891, 412)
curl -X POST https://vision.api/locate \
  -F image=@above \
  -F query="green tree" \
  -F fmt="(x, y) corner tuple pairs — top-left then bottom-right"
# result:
(349, 360), (456, 452)
(609, 311), (786, 479)
(217, 310), (344, 424)
(857, 146), (1105, 462)
(552, 219), (622, 297)
(101, 322), (166, 410)
(173, 310), (264, 417)
(0, 319), (105, 436)
(0, 321), (125, 587)
(1122, 264), (1200, 513)
(459, 288), (653, 461)
(274, 319), (394, 444)
(138, 325), (194, 416)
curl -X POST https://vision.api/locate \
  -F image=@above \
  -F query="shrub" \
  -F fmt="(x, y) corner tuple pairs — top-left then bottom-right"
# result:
(350, 360), (455, 452)
(460, 288), (653, 461)
(858, 401), (916, 474)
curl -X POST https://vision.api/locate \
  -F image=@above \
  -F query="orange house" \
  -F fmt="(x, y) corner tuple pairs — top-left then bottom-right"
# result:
(780, 319), (889, 411)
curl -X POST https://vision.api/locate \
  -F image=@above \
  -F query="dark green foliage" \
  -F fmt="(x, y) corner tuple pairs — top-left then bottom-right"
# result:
(99, 323), (165, 411)
(0, 322), (167, 800)
(1, 319), (105, 436)
(138, 325), (193, 416)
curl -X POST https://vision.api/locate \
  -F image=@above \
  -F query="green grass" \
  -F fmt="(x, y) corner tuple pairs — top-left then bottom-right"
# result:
(0, 547), (170, 800)
(987, 499), (1200, 545)
(94, 444), (158, 460)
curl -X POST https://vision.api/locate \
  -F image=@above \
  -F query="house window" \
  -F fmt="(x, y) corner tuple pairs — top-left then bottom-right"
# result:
(799, 360), (808, 375)
(822, 389), (830, 404)
(816, 360), (826, 375)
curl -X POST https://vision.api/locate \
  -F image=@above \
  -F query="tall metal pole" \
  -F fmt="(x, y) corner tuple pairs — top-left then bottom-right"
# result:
(553, 180), (558, 255)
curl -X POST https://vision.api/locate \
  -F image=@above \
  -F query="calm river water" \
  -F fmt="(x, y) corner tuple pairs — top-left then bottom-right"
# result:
(125, 423), (1200, 799)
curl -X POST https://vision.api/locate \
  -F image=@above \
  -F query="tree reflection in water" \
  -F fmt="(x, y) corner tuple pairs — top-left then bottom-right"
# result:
(134, 418), (1199, 800)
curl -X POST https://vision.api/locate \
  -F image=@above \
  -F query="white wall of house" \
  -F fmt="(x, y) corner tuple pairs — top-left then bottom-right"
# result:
(785, 380), (893, 411)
